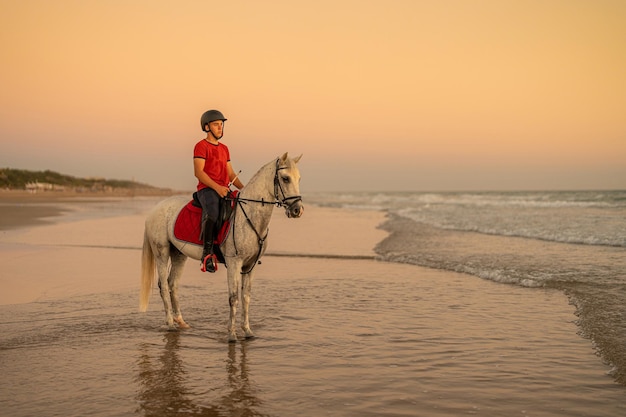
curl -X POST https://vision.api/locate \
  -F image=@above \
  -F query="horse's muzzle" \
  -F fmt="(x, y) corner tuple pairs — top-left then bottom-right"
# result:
(285, 200), (304, 218)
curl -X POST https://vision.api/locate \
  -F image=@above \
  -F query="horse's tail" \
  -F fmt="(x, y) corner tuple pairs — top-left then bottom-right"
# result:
(139, 228), (155, 312)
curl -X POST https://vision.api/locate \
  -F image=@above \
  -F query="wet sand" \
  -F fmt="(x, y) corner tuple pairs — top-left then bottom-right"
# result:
(0, 195), (624, 416)
(0, 194), (69, 230)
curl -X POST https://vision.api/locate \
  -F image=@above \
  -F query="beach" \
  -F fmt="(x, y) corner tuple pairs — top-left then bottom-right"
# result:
(0, 194), (624, 416)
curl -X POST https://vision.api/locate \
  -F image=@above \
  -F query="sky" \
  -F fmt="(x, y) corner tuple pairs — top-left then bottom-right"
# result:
(1, 0), (625, 192)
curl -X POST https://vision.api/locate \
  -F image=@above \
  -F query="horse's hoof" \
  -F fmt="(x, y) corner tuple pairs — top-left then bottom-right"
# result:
(174, 317), (190, 329)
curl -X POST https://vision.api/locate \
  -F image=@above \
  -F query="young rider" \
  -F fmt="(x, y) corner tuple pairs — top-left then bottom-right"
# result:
(193, 110), (244, 272)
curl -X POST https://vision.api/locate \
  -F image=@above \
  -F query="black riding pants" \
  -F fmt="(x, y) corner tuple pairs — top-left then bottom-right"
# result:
(197, 187), (220, 223)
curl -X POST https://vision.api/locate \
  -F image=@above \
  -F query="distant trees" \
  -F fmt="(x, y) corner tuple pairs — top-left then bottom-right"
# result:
(0, 168), (158, 191)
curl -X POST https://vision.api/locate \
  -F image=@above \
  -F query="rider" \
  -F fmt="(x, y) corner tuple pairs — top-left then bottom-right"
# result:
(193, 110), (244, 272)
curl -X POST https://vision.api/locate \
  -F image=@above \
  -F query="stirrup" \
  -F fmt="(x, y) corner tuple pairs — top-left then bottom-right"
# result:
(201, 254), (218, 273)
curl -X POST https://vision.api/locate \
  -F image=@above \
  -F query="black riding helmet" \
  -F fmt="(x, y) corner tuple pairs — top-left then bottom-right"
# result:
(201, 110), (227, 132)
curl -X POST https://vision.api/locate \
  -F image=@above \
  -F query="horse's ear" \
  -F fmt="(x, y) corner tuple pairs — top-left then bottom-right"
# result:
(280, 152), (289, 162)
(293, 154), (302, 164)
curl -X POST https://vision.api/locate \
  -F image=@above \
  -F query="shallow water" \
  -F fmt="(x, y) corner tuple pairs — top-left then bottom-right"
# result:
(1, 257), (624, 417)
(309, 190), (626, 386)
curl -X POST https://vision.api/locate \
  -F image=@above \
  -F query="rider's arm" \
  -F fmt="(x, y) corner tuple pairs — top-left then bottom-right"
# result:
(194, 158), (229, 196)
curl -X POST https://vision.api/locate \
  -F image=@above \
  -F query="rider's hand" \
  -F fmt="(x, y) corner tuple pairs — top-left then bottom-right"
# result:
(216, 185), (230, 198)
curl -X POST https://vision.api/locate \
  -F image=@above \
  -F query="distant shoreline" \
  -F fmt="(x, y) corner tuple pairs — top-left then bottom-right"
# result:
(0, 188), (186, 202)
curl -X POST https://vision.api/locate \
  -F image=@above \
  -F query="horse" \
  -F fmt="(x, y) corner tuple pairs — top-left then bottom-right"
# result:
(140, 152), (303, 342)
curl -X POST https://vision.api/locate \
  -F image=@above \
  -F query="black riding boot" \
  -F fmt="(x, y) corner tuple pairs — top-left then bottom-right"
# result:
(201, 216), (217, 273)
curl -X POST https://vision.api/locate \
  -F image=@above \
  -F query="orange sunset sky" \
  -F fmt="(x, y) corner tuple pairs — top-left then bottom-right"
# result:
(1, 0), (625, 192)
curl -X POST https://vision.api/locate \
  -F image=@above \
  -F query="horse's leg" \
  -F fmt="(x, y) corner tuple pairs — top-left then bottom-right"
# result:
(226, 258), (243, 342)
(168, 249), (190, 329)
(154, 244), (176, 329)
(241, 270), (255, 339)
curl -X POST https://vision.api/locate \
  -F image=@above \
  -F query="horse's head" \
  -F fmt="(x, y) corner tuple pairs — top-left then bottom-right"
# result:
(275, 152), (304, 218)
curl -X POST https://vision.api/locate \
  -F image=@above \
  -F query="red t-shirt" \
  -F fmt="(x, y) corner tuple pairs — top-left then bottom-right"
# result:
(193, 139), (231, 191)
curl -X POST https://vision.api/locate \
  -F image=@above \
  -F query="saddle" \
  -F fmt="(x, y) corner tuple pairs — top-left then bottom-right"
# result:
(173, 191), (239, 263)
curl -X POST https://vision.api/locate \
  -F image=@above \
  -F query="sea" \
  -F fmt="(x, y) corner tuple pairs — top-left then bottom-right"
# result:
(2, 190), (625, 416)
(305, 190), (626, 386)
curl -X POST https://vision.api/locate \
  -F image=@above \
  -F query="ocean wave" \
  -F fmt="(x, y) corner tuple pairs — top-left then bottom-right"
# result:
(376, 251), (547, 288)
(306, 190), (626, 248)
(393, 203), (626, 248)
(395, 212), (626, 248)
(373, 212), (626, 289)
(305, 190), (626, 211)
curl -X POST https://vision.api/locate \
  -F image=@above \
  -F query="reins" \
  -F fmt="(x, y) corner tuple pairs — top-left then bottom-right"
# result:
(225, 159), (302, 274)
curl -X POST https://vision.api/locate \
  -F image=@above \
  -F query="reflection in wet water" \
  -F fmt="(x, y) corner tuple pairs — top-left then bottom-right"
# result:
(135, 332), (267, 417)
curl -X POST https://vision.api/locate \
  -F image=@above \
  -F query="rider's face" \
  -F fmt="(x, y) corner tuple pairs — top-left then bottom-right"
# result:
(208, 120), (223, 137)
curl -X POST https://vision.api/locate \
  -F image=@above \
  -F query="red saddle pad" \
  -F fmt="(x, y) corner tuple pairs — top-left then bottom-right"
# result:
(173, 192), (238, 246)
(173, 202), (203, 245)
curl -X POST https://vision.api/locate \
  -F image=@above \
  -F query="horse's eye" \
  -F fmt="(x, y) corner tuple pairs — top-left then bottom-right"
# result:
(281, 176), (290, 183)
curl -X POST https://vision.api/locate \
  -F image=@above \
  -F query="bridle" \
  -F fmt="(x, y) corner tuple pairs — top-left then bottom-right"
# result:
(225, 158), (302, 273)
(272, 159), (303, 214)
(231, 159), (302, 211)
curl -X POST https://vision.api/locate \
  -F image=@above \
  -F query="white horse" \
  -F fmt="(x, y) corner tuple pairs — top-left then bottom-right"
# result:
(140, 152), (303, 342)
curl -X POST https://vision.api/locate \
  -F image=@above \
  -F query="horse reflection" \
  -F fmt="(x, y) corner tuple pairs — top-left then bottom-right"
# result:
(135, 332), (267, 416)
